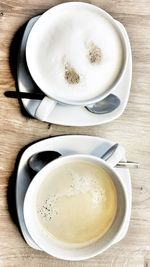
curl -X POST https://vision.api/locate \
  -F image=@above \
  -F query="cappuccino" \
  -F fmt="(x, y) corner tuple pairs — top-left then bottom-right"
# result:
(39, 6), (123, 102)
(36, 159), (117, 248)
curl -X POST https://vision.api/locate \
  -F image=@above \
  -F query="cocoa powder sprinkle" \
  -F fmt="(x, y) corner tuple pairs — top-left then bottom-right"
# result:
(88, 43), (101, 64)
(64, 65), (80, 84)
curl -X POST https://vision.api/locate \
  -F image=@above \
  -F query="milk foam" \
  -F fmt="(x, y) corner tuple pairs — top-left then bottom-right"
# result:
(40, 8), (123, 102)
(38, 171), (106, 222)
(36, 160), (117, 247)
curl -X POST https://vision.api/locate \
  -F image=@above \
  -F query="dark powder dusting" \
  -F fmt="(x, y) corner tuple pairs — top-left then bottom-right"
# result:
(89, 43), (101, 64)
(64, 65), (80, 84)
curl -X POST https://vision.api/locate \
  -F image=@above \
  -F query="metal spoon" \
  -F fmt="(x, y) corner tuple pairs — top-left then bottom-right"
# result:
(86, 94), (120, 114)
(5, 91), (120, 114)
(28, 144), (118, 173)
(28, 144), (139, 173)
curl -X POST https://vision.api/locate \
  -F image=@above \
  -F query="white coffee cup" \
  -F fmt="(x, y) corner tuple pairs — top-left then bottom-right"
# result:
(26, 2), (129, 120)
(23, 154), (128, 261)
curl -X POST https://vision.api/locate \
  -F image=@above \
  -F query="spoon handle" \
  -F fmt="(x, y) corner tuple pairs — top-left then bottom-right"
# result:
(116, 161), (139, 168)
(4, 91), (44, 100)
(101, 144), (118, 161)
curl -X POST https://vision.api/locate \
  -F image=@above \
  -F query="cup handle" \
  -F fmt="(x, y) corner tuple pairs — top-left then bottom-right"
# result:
(35, 96), (56, 121)
(104, 145), (125, 168)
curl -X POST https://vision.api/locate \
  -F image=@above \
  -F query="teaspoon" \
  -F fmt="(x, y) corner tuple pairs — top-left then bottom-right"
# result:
(28, 144), (139, 173)
(5, 91), (120, 114)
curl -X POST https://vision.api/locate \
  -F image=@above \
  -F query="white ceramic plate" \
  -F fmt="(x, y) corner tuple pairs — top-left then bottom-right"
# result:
(17, 16), (132, 126)
(16, 135), (132, 251)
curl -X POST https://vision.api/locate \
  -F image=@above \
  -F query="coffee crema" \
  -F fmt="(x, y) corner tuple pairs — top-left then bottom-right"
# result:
(36, 160), (117, 248)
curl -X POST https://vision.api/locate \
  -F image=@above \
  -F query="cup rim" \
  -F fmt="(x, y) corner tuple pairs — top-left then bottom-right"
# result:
(23, 154), (128, 260)
(26, 2), (128, 106)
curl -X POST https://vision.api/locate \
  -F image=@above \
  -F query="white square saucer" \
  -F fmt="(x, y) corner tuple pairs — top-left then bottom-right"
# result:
(17, 16), (132, 126)
(16, 135), (132, 251)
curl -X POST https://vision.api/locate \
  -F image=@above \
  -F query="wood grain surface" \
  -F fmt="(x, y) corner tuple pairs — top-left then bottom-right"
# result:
(0, 0), (150, 266)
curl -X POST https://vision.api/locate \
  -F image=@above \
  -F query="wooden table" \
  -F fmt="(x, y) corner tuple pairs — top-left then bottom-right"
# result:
(0, 1), (150, 266)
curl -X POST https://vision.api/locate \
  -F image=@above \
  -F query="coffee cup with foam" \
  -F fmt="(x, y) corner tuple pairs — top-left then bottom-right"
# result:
(26, 2), (128, 120)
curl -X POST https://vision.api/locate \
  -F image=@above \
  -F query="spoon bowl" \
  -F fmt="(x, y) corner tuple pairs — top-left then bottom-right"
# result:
(86, 94), (120, 114)
(28, 151), (61, 173)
